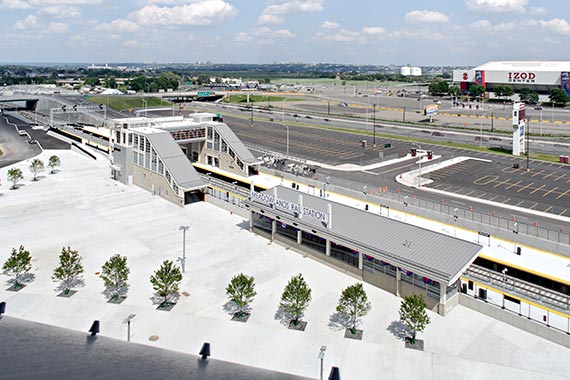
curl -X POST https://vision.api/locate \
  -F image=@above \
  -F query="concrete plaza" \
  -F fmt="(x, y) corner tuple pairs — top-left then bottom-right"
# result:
(1, 150), (569, 379)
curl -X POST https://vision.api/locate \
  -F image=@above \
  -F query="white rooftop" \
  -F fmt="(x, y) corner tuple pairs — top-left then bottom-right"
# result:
(476, 61), (570, 72)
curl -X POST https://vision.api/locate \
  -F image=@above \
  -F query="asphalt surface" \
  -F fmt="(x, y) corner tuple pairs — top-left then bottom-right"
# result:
(212, 108), (570, 233)
(0, 114), (42, 167)
(0, 316), (314, 380)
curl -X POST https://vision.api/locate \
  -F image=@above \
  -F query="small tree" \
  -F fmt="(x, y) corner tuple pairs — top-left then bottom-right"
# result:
(279, 273), (312, 325)
(468, 85), (485, 99)
(519, 87), (539, 104)
(550, 88), (569, 107)
(150, 260), (182, 306)
(7, 168), (23, 189)
(29, 159), (44, 181)
(100, 254), (130, 300)
(2, 245), (32, 288)
(52, 246), (84, 294)
(399, 294), (431, 344)
(226, 273), (256, 316)
(47, 155), (61, 174)
(336, 283), (371, 333)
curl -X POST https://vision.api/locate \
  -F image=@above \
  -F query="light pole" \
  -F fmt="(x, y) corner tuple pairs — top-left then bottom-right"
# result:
(142, 98), (147, 117)
(323, 176), (330, 198)
(413, 143), (422, 187)
(403, 196), (409, 222)
(318, 346), (327, 380)
(479, 112), (487, 147)
(283, 124), (289, 157)
(179, 225), (190, 273)
(453, 208), (458, 236)
(372, 104), (376, 147)
(123, 314), (136, 342)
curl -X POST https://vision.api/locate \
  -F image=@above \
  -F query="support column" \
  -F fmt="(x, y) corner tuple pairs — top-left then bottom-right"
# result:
(438, 282), (446, 316)
(358, 251), (363, 270)
(325, 239), (331, 256)
(297, 229), (302, 244)
(271, 220), (277, 241)
(396, 270), (401, 297)
(249, 210), (254, 231)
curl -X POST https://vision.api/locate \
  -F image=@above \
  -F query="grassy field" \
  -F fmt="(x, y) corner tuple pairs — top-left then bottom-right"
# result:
(85, 96), (172, 111)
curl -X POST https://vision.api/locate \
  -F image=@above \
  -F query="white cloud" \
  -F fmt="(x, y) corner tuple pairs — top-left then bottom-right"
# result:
(361, 26), (388, 36)
(259, 0), (324, 25)
(0, 0), (31, 9)
(14, 15), (37, 29)
(39, 6), (81, 18)
(45, 22), (68, 33)
(97, 19), (141, 33)
(529, 6), (547, 16)
(464, 0), (527, 13)
(469, 19), (514, 32)
(129, 0), (238, 26)
(405, 10), (449, 24)
(123, 40), (140, 48)
(234, 32), (252, 43)
(322, 21), (339, 29)
(539, 18), (570, 35)
(253, 27), (294, 38)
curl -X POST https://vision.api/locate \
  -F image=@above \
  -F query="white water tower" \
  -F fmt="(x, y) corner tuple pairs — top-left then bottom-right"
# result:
(400, 66), (411, 76)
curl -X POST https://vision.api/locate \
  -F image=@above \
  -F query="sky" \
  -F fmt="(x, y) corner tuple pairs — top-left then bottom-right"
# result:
(0, 0), (569, 66)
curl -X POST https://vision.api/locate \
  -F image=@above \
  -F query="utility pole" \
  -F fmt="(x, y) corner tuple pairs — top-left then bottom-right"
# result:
(327, 101), (330, 115)
(373, 104), (376, 147)
(402, 107), (406, 123)
(526, 118), (530, 171)
(250, 103), (253, 128)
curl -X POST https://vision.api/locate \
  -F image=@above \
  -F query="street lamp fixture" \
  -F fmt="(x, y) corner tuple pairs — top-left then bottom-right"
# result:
(412, 143), (422, 187)
(123, 314), (136, 342)
(318, 345), (327, 380)
(178, 225), (190, 273)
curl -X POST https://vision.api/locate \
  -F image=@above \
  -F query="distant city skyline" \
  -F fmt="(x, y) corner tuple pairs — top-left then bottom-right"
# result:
(0, 0), (568, 66)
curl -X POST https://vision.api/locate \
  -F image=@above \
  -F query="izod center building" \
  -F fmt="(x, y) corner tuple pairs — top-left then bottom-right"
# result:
(453, 61), (570, 95)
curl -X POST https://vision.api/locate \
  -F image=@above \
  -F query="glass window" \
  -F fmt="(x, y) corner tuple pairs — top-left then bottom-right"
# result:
(207, 142), (213, 150)
(158, 159), (164, 174)
(207, 126), (213, 139)
(229, 149), (235, 159)
(214, 131), (220, 151)
(134, 134), (138, 147)
(237, 159), (244, 170)
(221, 140), (228, 153)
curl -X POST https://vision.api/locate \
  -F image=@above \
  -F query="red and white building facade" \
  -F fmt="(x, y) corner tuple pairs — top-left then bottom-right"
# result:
(453, 61), (570, 96)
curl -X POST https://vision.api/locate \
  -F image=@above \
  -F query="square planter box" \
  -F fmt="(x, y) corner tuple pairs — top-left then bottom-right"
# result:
(405, 338), (424, 351)
(344, 328), (363, 340)
(156, 302), (176, 311)
(288, 320), (307, 331)
(57, 290), (77, 298)
(107, 295), (127, 304)
(231, 312), (251, 323)
(6, 283), (26, 292)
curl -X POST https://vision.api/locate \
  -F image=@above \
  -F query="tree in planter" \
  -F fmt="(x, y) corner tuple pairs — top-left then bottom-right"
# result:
(47, 155), (61, 174)
(29, 159), (45, 181)
(100, 254), (130, 300)
(550, 88), (569, 107)
(399, 294), (430, 344)
(52, 246), (84, 294)
(150, 260), (182, 307)
(279, 273), (312, 326)
(7, 168), (23, 189)
(2, 245), (32, 289)
(226, 273), (256, 317)
(336, 282), (371, 334)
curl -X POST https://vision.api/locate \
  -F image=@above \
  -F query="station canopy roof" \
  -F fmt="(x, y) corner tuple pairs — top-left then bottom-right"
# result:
(245, 185), (482, 284)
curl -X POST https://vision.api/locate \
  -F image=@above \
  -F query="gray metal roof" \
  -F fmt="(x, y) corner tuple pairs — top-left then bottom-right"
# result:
(145, 131), (207, 191)
(245, 186), (482, 284)
(214, 123), (260, 165)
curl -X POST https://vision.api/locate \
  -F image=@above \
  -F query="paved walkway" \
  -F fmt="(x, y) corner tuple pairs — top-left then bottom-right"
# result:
(1, 150), (569, 380)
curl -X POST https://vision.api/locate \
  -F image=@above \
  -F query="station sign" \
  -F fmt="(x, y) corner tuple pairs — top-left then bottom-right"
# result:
(512, 102), (526, 156)
(250, 191), (329, 223)
(197, 91), (212, 97)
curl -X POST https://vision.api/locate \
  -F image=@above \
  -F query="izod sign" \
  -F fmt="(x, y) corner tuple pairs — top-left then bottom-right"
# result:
(508, 72), (536, 83)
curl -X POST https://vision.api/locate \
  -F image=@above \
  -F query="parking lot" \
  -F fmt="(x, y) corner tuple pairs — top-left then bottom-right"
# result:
(424, 158), (570, 216)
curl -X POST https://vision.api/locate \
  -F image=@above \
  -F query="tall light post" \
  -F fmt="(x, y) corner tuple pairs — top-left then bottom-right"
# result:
(142, 98), (147, 117)
(403, 196), (409, 222)
(123, 314), (136, 342)
(413, 143), (422, 187)
(318, 346), (327, 380)
(372, 104), (376, 147)
(479, 112), (487, 147)
(178, 225), (190, 273)
(453, 208), (459, 237)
